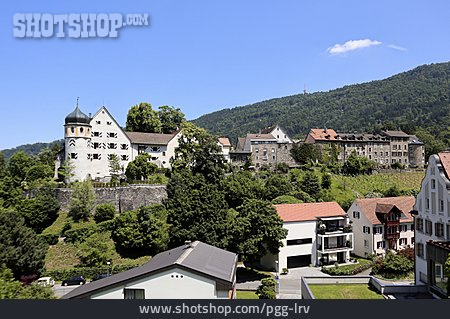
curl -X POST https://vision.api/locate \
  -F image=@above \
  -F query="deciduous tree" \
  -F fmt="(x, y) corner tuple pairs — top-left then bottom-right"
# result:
(125, 102), (162, 133)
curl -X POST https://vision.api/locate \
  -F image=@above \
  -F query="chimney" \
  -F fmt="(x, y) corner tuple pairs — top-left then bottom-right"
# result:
(184, 240), (192, 249)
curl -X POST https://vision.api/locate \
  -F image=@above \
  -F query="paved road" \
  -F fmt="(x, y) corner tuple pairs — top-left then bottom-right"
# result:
(52, 284), (79, 298)
(278, 267), (327, 299)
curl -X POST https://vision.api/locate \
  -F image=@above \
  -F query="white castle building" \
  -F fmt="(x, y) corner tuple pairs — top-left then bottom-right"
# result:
(63, 104), (231, 182)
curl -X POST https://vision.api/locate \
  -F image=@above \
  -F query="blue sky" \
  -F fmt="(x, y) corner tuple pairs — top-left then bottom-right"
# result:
(0, 0), (449, 149)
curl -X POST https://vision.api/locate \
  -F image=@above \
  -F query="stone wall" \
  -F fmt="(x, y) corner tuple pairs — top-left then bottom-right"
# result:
(36, 185), (167, 213)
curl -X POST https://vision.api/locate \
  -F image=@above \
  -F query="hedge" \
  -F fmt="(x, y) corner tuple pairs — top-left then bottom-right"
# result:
(39, 233), (59, 245)
(321, 260), (374, 276)
(63, 220), (115, 243)
(44, 264), (140, 281)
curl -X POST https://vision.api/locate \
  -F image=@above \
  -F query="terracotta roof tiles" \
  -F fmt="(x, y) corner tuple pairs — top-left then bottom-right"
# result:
(275, 202), (346, 222)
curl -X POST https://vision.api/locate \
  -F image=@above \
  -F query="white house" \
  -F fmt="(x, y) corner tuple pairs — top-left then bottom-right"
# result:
(414, 152), (450, 298)
(347, 197), (415, 258)
(261, 202), (353, 270)
(218, 137), (231, 163)
(63, 241), (238, 299)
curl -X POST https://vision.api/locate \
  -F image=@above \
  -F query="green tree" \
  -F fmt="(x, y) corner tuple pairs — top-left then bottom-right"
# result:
(263, 174), (293, 201)
(59, 158), (75, 182)
(68, 181), (96, 222)
(0, 212), (48, 279)
(343, 151), (376, 175)
(18, 189), (60, 233)
(158, 105), (186, 134)
(321, 173), (332, 189)
(125, 153), (158, 181)
(222, 171), (264, 208)
(125, 102), (162, 133)
(300, 171), (321, 199)
(290, 143), (321, 165)
(94, 203), (116, 223)
(445, 254), (450, 294)
(271, 195), (303, 204)
(112, 205), (170, 256)
(78, 232), (113, 267)
(108, 154), (122, 183)
(229, 199), (287, 262)
(8, 151), (32, 186)
(166, 170), (230, 248)
(256, 277), (277, 299)
(25, 163), (53, 183)
(0, 152), (6, 178)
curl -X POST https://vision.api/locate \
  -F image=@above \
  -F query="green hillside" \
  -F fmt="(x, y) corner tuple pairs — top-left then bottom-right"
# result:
(193, 62), (450, 157)
(1, 140), (63, 159)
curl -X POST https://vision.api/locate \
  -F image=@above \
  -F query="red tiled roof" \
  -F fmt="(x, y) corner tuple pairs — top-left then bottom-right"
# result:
(307, 128), (338, 141)
(275, 202), (346, 222)
(438, 152), (450, 180)
(218, 137), (231, 147)
(355, 196), (415, 225)
(125, 131), (178, 145)
(246, 133), (276, 140)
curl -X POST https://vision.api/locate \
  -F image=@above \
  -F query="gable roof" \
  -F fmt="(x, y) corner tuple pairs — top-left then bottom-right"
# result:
(354, 196), (415, 225)
(307, 128), (338, 141)
(63, 241), (237, 299)
(260, 125), (277, 134)
(90, 106), (131, 143)
(246, 133), (277, 140)
(438, 152), (450, 180)
(275, 202), (346, 222)
(381, 130), (410, 138)
(218, 137), (231, 147)
(125, 131), (178, 145)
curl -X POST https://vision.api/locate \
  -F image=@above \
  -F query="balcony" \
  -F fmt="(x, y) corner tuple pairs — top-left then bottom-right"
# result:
(317, 241), (353, 253)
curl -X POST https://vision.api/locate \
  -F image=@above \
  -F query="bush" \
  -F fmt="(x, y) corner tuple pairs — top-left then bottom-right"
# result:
(78, 232), (113, 267)
(256, 277), (277, 299)
(321, 259), (374, 276)
(271, 195), (303, 205)
(94, 203), (116, 223)
(44, 264), (141, 281)
(38, 233), (59, 245)
(64, 224), (97, 243)
(372, 252), (414, 277)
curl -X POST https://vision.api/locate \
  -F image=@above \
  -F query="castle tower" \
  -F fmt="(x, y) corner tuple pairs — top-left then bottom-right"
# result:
(64, 104), (92, 182)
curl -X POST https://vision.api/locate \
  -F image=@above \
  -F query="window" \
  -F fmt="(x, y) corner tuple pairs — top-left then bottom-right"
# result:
(363, 226), (370, 234)
(364, 240), (369, 248)
(96, 120), (101, 125)
(417, 243), (424, 258)
(92, 131), (101, 137)
(373, 227), (382, 234)
(271, 148), (275, 153)
(439, 200), (444, 212)
(124, 289), (145, 299)
(416, 218), (423, 232)
(93, 154), (100, 160)
(400, 225), (408, 232)
(107, 132), (117, 138)
(93, 142), (100, 149)
(272, 155), (276, 160)
(121, 155), (129, 161)
(426, 198), (430, 210)
(70, 153), (78, 159)
(411, 237), (414, 245)
(399, 238), (407, 246)
(286, 238), (313, 246)
(425, 220), (432, 235)
(431, 179), (436, 189)
(107, 121), (112, 125)
(162, 151), (166, 156)
(151, 146), (161, 152)
(120, 144), (128, 150)
(107, 154), (115, 160)
(108, 143), (117, 149)
(80, 127), (84, 133)
(353, 211), (360, 219)
(410, 224), (414, 231)
(138, 145), (146, 154)
(376, 241), (385, 249)
(71, 127), (75, 133)
(435, 223), (444, 238)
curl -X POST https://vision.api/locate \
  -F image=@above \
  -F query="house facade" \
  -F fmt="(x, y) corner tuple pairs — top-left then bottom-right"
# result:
(414, 152), (450, 298)
(305, 128), (425, 168)
(347, 197), (415, 257)
(63, 241), (238, 299)
(261, 202), (353, 270)
(230, 125), (296, 169)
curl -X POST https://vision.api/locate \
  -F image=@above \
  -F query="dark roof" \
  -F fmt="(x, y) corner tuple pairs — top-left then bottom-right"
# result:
(63, 241), (237, 299)
(125, 131), (178, 145)
(246, 133), (277, 141)
(381, 130), (410, 138)
(65, 106), (91, 125)
(235, 137), (247, 151)
(260, 126), (276, 134)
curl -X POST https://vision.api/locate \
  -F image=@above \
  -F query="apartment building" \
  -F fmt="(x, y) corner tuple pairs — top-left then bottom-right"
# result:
(305, 128), (425, 168)
(348, 197), (415, 257)
(260, 202), (353, 270)
(414, 152), (450, 298)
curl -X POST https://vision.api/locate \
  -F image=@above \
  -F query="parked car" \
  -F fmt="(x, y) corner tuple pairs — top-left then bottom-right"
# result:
(90, 274), (111, 282)
(37, 277), (55, 287)
(62, 276), (86, 286)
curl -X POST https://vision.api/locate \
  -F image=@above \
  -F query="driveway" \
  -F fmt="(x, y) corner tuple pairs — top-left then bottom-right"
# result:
(52, 284), (79, 298)
(277, 267), (328, 299)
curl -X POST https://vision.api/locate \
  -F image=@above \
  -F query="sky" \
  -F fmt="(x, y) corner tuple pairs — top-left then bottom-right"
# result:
(0, 0), (449, 149)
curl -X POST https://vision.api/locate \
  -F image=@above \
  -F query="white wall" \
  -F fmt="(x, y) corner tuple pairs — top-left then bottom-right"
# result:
(414, 155), (450, 285)
(348, 202), (374, 257)
(270, 126), (292, 144)
(91, 267), (229, 299)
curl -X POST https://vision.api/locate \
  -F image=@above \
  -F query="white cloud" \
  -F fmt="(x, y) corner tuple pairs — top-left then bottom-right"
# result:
(387, 44), (408, 51)
(327, 39), (382, 55)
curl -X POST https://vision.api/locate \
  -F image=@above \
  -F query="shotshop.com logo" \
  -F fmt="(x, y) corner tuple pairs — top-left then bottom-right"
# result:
(13, 13), (149, 38)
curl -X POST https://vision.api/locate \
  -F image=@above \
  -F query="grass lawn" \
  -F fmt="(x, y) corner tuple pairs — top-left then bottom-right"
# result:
(236, 290), (258, 299)
(374, 271), (415, 282)
(308, 284), (384, 299)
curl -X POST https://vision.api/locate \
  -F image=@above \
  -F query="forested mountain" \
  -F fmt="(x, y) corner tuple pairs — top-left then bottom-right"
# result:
(1, 140), (63, 159)
(193, 62), (450, 156)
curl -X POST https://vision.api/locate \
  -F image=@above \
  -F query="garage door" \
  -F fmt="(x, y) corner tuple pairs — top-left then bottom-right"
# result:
(287, 255), (311, 268)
